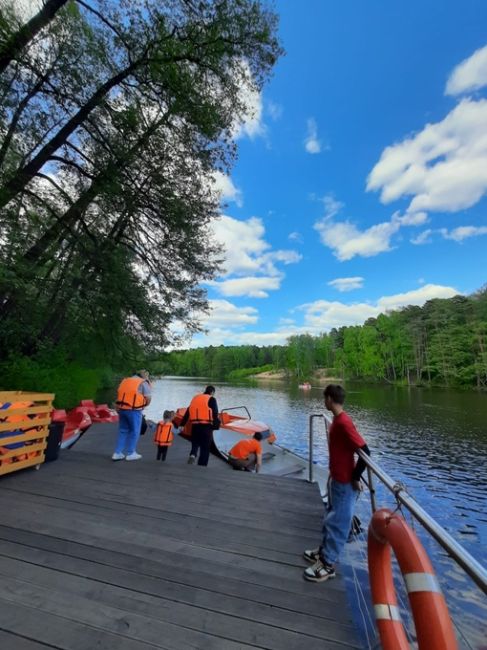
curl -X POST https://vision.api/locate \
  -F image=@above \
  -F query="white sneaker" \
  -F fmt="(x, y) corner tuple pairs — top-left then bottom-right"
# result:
(187, 455), (196, 465)
(125, 452), (142, 461)
(303, 547), (321, 564)
(111, 452), (125, 461)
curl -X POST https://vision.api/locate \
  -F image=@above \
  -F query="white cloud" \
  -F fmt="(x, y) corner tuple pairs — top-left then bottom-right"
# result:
(202, 300), (258, 328)
(328, 277), (364, 292)
(412, 224), (487, 244)
(411, 229), (434, 245)
(367, 98), (487, 214)
(270, 250), (302, 265)
(212, 215), (269, 276)
(314, 193), (427, 261)
(377, 284), (458, 310)
(208, 276), (282, 298)
(301, 300), (379, 330)
(315, 216), (399, 261)
(232, 61), (265, 140)
(267, 100), (283, 121)
(209, 215), (301, 297)
(304, 118), (321, 154)
(211, 171), (242, 207)
(396, 211), (428, 226)
(322, 195), (344, 219)
(446, 45), (487, 96)
(189, 284), (460, 347)
(300, 284), (459, 332)
(440, 225), (487, 241)
(288, 231), (303, 243)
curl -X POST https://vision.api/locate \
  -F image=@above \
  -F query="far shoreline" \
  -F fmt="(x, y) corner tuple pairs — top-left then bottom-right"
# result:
(249, 369), (343, 384)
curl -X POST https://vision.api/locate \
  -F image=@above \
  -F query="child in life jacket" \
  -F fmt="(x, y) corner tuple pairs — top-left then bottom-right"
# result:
(154, 410), (177, 461)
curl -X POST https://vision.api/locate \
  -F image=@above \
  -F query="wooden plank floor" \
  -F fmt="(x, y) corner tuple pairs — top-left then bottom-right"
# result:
(0, 423), (360, 649)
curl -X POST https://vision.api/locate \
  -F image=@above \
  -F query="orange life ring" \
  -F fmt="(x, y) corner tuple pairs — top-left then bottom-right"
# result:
(368, 508), (457, 650)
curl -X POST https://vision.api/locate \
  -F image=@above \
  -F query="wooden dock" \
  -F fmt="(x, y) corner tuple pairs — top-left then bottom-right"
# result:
(0, 423), (360, 649)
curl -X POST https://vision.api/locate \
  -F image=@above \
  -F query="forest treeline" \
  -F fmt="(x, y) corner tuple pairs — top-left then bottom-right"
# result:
(162, 289), (487, 389)
(0, 0), (281, 404)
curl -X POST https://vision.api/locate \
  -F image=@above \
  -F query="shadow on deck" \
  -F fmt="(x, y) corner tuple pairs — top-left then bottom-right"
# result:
(0, 423), (360, 649)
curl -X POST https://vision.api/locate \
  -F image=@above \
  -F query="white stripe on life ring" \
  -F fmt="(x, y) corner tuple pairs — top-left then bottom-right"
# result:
(404, 572), (441, 594)
(374, 604), (401, 621)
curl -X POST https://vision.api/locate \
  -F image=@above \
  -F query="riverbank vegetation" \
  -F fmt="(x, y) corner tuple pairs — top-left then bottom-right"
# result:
(0, 0), (281, 405)
(162, 289), (487, 389)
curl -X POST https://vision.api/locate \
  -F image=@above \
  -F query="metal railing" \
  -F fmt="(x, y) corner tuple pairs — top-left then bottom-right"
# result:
(307, 412), (487, 596)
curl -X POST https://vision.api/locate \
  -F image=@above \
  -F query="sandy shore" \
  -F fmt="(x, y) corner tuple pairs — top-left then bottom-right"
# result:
(251, 369), (342, 383)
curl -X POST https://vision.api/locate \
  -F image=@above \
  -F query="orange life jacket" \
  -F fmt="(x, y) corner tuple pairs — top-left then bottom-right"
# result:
(1, 401), (33, 424)
(154, 421), (173, 446)
(188, 394), (213, 425)
(116, 377), (147, 410)
(0, 401), (41, 439)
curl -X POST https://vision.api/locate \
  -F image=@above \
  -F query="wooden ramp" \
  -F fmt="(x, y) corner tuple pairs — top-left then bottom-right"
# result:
(0, 423), (360, 649)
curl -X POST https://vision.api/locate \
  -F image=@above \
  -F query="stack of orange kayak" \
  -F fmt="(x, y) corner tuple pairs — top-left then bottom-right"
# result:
(52, 400), (118, 449)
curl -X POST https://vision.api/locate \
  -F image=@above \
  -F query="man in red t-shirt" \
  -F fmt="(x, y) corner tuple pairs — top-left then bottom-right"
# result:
(228, 432), (263, 472)
(303, 384), (370, 582)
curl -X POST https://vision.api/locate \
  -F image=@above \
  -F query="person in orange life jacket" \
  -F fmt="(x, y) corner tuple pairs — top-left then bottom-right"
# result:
(303, 384), (370, 582)
(154, 410), (178, 461)
(112, 370), (152, 461)
(228, 432), (263, 472)
(180, 385), (220, 466)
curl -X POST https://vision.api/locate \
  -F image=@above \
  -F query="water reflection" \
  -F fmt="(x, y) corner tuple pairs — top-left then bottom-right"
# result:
(130, 377), (487, 647)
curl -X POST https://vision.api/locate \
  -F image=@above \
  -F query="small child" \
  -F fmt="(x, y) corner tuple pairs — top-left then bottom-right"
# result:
(154, 410), (176, 461)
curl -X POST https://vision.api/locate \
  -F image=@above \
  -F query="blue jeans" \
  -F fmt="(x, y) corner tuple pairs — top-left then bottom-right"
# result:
(114, 409), (143, 455)
(320, 479), (357, 565)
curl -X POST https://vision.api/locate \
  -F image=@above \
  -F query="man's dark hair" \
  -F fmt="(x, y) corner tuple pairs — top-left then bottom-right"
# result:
(323, 384), (346, 405)
(253, 431), (263, 441)
(204, 385), (215, 395)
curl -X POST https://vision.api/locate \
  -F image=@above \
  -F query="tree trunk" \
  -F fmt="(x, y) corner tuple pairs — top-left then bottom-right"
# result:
(0, 0), (68, 74)
(0, 110), (170, 317)
(0, 61), (138, 210)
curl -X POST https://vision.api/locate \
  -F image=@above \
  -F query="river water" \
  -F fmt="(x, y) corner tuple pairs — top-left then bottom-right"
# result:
(140, 376), (486, 648)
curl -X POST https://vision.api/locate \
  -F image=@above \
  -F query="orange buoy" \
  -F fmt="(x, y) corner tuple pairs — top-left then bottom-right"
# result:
(368, 508), (458, 650)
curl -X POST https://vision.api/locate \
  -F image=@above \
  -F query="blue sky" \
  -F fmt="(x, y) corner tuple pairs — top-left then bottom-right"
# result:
(192, 0), (487, 347)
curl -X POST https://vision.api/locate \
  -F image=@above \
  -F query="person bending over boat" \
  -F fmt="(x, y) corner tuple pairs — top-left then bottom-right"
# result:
(111, 370), (151, 461)
(180, 386), (220, 466)
(303, 384), (370, 582)
(228, 432), (263, 472)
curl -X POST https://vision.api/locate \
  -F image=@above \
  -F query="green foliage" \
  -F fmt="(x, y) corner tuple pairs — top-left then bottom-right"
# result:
(0, 347), (118, 408)
(227, 364), (274, 381)
(166, 345), (284, 380)
(163, 289), (487, 389)
(0, 0), (282, 385)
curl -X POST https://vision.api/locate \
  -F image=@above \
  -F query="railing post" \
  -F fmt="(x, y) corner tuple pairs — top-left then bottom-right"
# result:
(309, 414), (325, 483)
(308, 414), (314, 483)
(366, 465), (377, 513)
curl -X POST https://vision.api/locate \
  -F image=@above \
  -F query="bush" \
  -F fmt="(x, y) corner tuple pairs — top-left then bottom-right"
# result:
(0, 351), (117, 408)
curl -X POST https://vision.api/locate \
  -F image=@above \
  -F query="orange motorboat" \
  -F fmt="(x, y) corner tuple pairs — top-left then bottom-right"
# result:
(174, 405), (327, 485)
